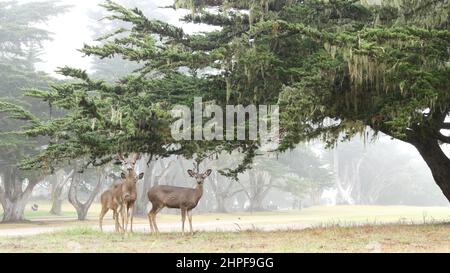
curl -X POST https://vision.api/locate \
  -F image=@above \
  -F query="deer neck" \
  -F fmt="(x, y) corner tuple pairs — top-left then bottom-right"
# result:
(194, 183), (204, 201)
(122, 181), (136, 200)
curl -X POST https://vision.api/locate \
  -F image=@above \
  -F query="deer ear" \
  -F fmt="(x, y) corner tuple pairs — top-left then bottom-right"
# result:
(204, 169), (212, 177)
(138, 172), (144, 180)
(187, 169), (195, 177)
(120, 172), (126, 179)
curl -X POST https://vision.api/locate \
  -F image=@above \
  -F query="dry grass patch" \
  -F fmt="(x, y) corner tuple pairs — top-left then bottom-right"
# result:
(0, 223), (449, 253)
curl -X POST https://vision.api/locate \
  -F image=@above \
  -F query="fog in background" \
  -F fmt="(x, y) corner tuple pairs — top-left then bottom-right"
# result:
(3, 0), (449, 218)
(26, 0), (220, 77)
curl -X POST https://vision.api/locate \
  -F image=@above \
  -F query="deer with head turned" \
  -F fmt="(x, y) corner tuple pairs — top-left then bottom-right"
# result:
(99, 153), (144, 233)
(147, 162), (212, 235)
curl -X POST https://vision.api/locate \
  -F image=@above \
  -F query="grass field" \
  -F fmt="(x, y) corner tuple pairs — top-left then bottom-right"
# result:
(0, 223), (449, 252)
(1, 203), (450, 226)
(1, 204), (449, 252)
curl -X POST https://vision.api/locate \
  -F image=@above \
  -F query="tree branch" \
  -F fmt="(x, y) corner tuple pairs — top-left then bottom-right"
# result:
(236, 180), (250, 199)
(441, 123), (450, 130)
(229, 189), (244, 197)
(437, 132), (450, 144)
(84, 169), (103, 207)
(0, 184), (5, 208)
(62, 169), (74, 187)
(23, 179), (39, 197)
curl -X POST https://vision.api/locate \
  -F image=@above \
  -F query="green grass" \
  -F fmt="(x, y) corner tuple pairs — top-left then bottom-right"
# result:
(0, 202), (103, 219)
(1, 204), (450, 229)
(1, 223), (449, 253)
(1, 205), (450, 252)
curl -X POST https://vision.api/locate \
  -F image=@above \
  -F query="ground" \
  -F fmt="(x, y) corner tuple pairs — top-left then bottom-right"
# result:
(0, 204), (450, 252)
(0, 224), (449, 252)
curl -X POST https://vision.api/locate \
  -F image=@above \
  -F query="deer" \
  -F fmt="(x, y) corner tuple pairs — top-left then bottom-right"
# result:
(99, 153), (144, 233)
(147, 163), (212, 236)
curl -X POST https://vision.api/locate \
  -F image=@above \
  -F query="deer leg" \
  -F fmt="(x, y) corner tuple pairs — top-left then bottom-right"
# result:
(152, 206), (164, 234)
(120, 204), (126, 233)
(124, 205), (129, 233)
(115, 208), (125, 233)
(129, 205), (134, 233)
(99, 207), (108, 232)
(113, 210), (120, 232)
(187, 210), (193, 235)
(116, 207), (120, 232)
(148, 205), (157, 234)
(181, 208), (187, 236)
(147, 211), (154, 233)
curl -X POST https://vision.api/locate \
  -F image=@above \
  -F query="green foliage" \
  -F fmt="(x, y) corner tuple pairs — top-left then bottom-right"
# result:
(9, 0), (450, 181)
(0, 1), (68, 166)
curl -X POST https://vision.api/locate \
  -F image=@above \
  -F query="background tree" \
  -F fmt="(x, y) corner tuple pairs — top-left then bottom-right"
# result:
(325, 137), (449, 206)
(0, 0), (68, 222)
(1, 0), (260, 179)
(134, 155), (178, 215)
(86, 0), (167, 82)
(68, 163), (104, 220)
(278, 146), (333, 206)
(49, 168), (74, 215)
(5, 0), (450, 210)
(273, 0), (450, 201)
(173, 0), (450, 202)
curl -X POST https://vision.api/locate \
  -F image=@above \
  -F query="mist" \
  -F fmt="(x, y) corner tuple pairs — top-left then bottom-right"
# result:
(1, 0), (449, 226)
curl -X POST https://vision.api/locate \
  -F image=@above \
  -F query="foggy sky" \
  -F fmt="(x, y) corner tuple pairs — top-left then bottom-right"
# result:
(26, 0), (219, 77)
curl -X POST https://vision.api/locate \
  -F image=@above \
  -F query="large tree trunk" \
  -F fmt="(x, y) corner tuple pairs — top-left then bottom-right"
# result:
(135, 159), (155, 216)
(68, 168), (102, 221)
(2, 194), (31, 222)
(50, 169), (73, 215)
(216, 194), (228, 213)
(0, 168), (40, 222)
(412, 137), (450, 202)
(332, 148), (365, 205)
(245, 171), (272, 212)
(248, 194), (265, 212)
(234, 193), (247, 211)
(209, 171), (228, 213)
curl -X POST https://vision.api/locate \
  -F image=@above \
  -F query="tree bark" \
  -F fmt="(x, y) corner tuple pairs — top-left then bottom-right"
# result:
(209, 171), (234, 213)
(412, 137), (450, 202)
(50, 169), (73, 215)
(245, 171), (272, 212)
(216, 194), (227, 213)
(332, 144), (367, 205)
(0, 169), (40, 223)
(135, 158), (155, 215)
(68, 168), (102, 221)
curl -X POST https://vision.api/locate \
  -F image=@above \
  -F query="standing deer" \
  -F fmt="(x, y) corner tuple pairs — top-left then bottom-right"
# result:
(147, 163), (212, 235)
(99, 153), (144, 233)
(99, 182), (122, 232)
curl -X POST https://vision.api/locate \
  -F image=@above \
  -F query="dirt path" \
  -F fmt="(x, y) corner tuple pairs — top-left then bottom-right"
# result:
(0, 221), (311, 237)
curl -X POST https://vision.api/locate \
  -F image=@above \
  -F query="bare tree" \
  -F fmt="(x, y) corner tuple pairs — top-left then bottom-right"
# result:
(239, 171), (275, 212)
(208, 171), (242, 213)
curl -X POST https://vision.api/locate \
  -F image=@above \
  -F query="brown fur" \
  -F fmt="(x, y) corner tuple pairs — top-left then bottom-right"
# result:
(99, 183), (122, 232)
(99, 153), (143, 233)
(147, 169), (211, 235)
